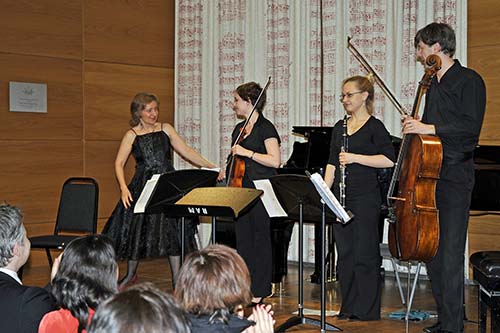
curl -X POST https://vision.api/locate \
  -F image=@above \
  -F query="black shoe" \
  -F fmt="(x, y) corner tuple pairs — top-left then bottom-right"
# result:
(423, 322), (441, 333)
(335, 313), (349, 320)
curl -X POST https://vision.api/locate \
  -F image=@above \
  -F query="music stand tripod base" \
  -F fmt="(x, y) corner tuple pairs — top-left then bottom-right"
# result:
(269, 175), (341, 332)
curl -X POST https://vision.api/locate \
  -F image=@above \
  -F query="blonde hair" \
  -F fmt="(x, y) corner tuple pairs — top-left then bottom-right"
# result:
(343, 75), (375, 115)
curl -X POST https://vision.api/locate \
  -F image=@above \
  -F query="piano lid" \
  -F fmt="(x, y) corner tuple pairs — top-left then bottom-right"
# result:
(291, 126), (332, 139)
(283, 126), (332, 172)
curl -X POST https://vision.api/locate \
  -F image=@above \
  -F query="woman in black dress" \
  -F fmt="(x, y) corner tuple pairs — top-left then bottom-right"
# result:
(324, 76), (395, 320)
(103, 92), (220, 289)
(228, 82), (281, 303)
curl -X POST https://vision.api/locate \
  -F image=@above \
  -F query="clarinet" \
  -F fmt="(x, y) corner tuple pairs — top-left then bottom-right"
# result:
(339, 114), (348, 208)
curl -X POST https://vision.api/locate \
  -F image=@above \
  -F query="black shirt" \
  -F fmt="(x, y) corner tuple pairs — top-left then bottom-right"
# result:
(230, 114), (281, 188)
(422, 60), (486, 161)
(327, 116), (395, 198)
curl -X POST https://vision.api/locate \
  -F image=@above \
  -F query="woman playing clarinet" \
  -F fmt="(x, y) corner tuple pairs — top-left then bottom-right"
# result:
(324, 75), (395, 320)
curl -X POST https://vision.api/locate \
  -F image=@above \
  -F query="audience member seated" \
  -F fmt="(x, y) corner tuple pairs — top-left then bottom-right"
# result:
(175, 244), (275, 333)
(38, 235), (118, 333)
(0, 204), (56, 333)
(87, 282), (190, 333)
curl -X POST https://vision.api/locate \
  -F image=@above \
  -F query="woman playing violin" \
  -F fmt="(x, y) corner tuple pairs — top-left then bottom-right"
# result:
(229, 81), (281, 304)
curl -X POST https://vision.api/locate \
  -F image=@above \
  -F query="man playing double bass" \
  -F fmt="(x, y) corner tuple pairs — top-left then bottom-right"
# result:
(403, 23), (486, 333)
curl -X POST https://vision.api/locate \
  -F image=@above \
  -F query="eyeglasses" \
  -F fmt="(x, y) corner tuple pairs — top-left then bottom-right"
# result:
(339, 91), (364, 101)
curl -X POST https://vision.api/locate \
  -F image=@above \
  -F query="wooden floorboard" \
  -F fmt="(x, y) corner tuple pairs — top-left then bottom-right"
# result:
(23, 258), (481, 333)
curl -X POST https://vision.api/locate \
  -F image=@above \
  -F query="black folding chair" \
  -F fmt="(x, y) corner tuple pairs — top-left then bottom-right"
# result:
(29, 177), (99, 267)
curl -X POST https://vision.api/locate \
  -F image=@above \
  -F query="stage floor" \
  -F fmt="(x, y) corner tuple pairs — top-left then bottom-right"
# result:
(24, 258), (482, 333)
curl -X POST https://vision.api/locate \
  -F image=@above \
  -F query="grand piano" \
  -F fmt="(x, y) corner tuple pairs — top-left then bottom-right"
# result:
(274, 125), (334, 284)
(271, 125), (500, 285)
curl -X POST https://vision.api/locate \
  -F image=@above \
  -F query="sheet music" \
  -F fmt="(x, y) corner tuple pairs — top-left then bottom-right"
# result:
(253, 179), (288, 218)
(134, 174), (161, 213)
(308, 172), (352, 223)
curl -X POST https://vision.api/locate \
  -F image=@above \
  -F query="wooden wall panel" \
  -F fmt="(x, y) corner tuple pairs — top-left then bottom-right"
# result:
(468, 0), (500, 48)
(0, 0), (175, 269)
(0, 0), (81, 59)
(468, 214), (500, 275)
(97, 218), (108, 233)
(469, 45), (500, 145)
(84, 141), (136, 220)
(0, 141), (83, 223)
(0, 54), (83, 140)
(469, 0), (500, 146)
(84, 62), (174, 140)
(84, 0), (174, 67)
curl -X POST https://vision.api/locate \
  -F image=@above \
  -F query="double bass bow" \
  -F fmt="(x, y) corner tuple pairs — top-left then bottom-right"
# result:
(347, 37), (442, 262)
(226, 76), (272, 187)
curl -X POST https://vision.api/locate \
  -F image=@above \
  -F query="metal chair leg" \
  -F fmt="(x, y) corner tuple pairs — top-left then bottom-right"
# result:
(45, 248), (53, 267)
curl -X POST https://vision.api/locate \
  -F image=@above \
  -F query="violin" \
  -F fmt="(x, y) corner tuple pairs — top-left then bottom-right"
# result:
(228, 128), (248, 187)
(226, 77), (272, 187)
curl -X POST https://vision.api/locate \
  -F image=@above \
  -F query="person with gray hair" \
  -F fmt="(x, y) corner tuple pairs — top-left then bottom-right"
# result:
(0, 203), (56, 333)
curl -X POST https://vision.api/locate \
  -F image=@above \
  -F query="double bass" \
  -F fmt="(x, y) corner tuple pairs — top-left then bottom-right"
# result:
(347, 37), (442, 262)
(387, 55), (442, 262)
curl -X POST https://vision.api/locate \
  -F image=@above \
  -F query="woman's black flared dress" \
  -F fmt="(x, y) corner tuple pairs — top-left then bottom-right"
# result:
(103, 130), (196, 260)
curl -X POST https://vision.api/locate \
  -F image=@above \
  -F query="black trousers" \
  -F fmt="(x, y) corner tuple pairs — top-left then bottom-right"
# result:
(235, 200), (272, 297)
(333, 193), (381, 320)
(426, 160), (474, 333)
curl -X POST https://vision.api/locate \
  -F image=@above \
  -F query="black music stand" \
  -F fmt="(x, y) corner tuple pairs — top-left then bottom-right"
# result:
(152, 187), (263, 260)
(140, 169), (219, 261)
(269, 174), (341, 332)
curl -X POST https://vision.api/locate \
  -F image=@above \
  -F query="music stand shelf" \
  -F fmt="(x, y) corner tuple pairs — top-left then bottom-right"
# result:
(137, 169), (221, 261)
(146, 186), (263, 260)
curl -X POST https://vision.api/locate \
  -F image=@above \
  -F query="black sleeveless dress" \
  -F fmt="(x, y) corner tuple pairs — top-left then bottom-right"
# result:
(103, 130), (197, 260)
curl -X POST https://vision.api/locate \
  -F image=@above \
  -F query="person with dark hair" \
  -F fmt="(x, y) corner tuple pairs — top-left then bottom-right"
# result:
(324, 75), (395, 321)
(87, 282), (190, 333)
(102, 92), (222, 289)
(228, 81), (281, 304)
(0, 204), (56, 333)
(175, 244), (275, 333)
(38, 235), (118, 333)
(404, 22), (486, 333)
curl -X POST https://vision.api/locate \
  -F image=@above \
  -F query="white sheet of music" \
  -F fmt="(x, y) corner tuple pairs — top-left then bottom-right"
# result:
(134, 174), (161, 214)
(308, 172), (352, 223)
(253, 179), (288, 218)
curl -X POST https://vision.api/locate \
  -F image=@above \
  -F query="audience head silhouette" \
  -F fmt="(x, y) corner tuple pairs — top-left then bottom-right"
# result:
(46, 234), (118, 333)
(0, 204), (30, 271)
(175, 244), (252, 321)
(0, 204), (57, 333)
(88, 282), (190, 333)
